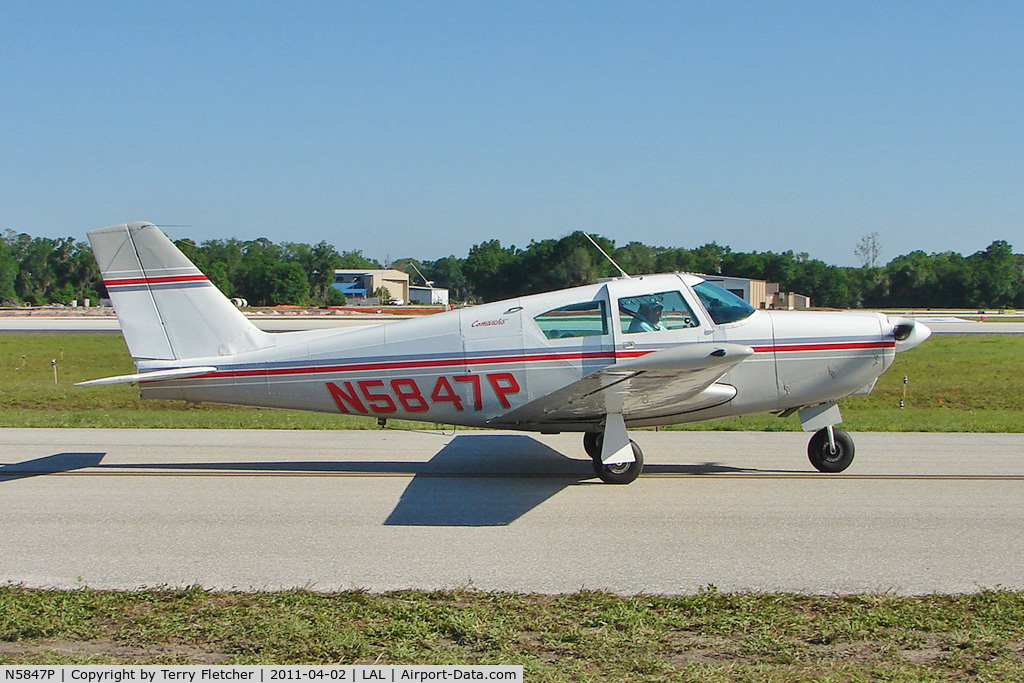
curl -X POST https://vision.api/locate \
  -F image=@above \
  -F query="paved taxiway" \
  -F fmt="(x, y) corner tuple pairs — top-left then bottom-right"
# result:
(1, 429), (1021, 594)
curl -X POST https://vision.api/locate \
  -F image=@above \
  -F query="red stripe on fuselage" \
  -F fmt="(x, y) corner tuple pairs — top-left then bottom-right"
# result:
(753, 341), (895, 353)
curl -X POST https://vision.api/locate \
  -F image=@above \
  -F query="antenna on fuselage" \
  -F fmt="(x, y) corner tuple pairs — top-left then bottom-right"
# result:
(409, 261), (432, 289)
(580, 231), (631, 279)
(409, 261), (441, 306)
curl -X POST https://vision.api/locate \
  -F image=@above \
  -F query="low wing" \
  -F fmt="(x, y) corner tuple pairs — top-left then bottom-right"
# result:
(490, 343), (753, 429)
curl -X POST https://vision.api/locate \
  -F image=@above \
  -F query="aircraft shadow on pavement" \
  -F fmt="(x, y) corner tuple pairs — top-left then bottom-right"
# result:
(384, 434), (583, 527)
(0, 452), (106, 483)
(2, 438), (795, 526)
(380, 435), (792, 527)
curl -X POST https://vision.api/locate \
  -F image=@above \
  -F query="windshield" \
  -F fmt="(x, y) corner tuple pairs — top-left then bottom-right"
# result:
(693, 281), (756, 325)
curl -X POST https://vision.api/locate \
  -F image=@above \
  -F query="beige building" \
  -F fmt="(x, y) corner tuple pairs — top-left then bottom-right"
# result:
(333, 269), (410, 304)
(771, 291), (813, 310)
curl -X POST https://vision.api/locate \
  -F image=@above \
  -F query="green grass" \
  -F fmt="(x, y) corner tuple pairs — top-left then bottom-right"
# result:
(1, 586), (1023, 679)
(2, 333), (1023, 431)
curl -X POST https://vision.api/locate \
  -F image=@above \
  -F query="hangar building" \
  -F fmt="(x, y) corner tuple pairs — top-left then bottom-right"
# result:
(333, 269), (410, 304)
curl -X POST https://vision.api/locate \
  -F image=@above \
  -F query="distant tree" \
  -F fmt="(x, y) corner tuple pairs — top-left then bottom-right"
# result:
(338, 250), (382, 269)
(968, 240), (1020, 308)
(12, 234), (56, 304)
(855, 232), (883, 269)
(790, 260), (858, 308)
(653, 247), (698, 273)
(0, 235), (18, 302)
(326, 288), (347, 306)
(853, 232), (887, 306)
(464, 239), (519, 302)
(930, 251), (973, 308)
(612, 241), (658, 275)
(283, 241), (343, 306)
(1, 233), (97, 305)
(237, 260), (309, 306)
(234, 238), (310, 306)
(691, 242), (731, 275)
(885, 250), (935, 308)
(518, 233), (616, 294)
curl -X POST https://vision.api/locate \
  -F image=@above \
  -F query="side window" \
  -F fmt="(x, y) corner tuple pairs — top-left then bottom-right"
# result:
(619, 291), (700, 334)
(534, 300), (609, 340)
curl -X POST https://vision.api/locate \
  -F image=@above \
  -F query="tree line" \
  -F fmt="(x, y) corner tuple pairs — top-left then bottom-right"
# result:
(2, 228), (1022, 310)
(416, 233), (1024, 309)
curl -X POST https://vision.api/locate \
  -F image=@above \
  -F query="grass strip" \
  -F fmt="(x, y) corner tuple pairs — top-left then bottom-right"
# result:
(1, 586), (1023, 680)
(2, 333), (1023, 432)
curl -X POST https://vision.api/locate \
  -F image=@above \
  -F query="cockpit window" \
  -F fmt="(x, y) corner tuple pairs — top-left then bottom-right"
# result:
(534, 300), (608, 339)
(693, 281), (756, 324)
(618, 291), (700, 334)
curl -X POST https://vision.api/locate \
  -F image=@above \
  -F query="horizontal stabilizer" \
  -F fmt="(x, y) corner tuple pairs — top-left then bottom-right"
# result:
(75, 366), (218, 387)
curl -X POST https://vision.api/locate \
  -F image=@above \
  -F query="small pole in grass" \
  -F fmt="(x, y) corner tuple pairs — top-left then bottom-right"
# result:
(51, 358), (58, 385)
(900, 375), (908, 409)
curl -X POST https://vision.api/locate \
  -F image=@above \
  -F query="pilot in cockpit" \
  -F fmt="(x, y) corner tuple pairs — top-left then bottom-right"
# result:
(629, 302), (667, 333)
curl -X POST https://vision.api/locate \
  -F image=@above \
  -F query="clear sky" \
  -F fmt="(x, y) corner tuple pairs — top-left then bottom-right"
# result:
(2, 1), (1022, 266)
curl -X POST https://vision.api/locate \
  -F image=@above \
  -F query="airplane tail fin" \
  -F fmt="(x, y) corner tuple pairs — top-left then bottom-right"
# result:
(89, 221), (275, 360)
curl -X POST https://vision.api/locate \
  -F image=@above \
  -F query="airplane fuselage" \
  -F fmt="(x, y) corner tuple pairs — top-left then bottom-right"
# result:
(136, 273), (899, 431)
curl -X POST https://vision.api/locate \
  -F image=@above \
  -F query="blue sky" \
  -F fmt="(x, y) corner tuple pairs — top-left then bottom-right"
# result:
(2, 1), (1022, 266)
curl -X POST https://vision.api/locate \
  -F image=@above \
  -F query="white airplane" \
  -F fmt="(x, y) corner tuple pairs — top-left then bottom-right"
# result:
(79, 222), (931, 484)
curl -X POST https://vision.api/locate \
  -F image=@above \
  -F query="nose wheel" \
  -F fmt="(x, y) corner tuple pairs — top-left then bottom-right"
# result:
(807, 427), (855, 473)
(583, 432), (644, 484)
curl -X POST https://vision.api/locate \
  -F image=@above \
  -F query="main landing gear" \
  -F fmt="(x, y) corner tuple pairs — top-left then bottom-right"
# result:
(584, 431), (644, 485)
(807, 426), (855, 473)
(584, 405), (856, 483)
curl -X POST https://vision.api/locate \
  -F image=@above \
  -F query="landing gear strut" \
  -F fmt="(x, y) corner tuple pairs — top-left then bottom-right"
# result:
(583, 432), (644, 485)
(807, 426), (855, 473)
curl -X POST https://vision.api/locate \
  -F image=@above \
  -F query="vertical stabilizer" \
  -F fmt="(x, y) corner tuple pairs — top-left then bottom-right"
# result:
(89, 221), (274, 360)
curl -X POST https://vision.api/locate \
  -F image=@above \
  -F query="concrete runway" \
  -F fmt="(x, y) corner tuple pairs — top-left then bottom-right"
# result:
(1, 428), (1022, 595)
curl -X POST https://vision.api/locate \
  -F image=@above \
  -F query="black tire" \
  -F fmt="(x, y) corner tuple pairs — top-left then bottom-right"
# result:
(807, 427), (855, 473)
(583, 432), (603, 459)
(592, 440), (644, 484)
